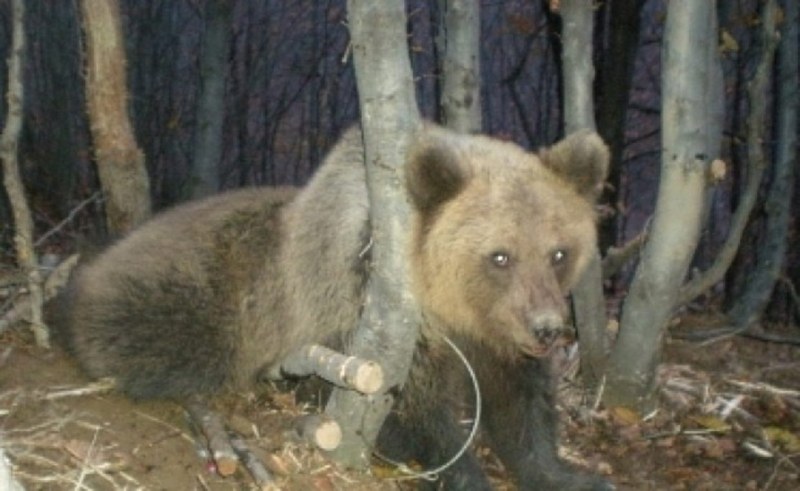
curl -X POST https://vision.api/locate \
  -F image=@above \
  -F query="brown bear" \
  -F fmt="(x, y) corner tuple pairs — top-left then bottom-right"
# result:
(54, 123), (610, 490)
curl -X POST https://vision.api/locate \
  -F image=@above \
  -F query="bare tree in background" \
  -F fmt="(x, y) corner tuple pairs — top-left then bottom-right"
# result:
(437, 0), (481, 133)
(603, 0), (723, 410)
(555, 0), (609, 388)
(0, 0), (48, 347)
(190, 0), (232, 199)
(728, 0), (796, 334)
(81, 0), (151, 235)
(677, 3), (777, 310)
(324, 0), (422, 468)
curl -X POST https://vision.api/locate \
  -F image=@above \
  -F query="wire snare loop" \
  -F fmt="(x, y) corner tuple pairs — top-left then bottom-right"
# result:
(372, 335), (482, 482)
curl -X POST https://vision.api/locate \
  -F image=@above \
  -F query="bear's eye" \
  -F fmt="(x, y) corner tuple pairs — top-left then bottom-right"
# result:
(490, 251), (511, 268)
(551, 249), (568, 265)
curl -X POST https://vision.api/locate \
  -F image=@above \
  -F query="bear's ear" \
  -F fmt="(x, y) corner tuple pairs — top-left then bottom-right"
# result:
(405, 136), (470, 212)
(539, 130), (610, 202)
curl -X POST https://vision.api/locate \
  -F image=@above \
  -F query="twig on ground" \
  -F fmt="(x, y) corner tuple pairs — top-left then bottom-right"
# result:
(228, 431), (279, 490)
(184, 396), (238, 476)
(670, 323), (800, 346)
(44, 378), (115, 400)
(196, 472), (213, 491)
(726, 380), (800, 399)
(73, 427), (100, 490)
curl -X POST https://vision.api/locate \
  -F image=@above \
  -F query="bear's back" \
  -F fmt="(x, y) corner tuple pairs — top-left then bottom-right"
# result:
(62, 187), (299, 399)
(60, 128), (375, 401)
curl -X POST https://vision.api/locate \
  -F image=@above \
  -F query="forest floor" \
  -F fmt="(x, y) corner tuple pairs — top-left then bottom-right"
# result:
(0, 314), (798, 491)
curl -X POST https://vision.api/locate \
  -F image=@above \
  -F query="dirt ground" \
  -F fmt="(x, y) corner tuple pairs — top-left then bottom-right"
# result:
(0, 317), (798, 491)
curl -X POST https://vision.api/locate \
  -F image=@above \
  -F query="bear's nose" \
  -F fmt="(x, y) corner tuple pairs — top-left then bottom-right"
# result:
(528, 310), (564, 332)
(528, 311), (573, 347)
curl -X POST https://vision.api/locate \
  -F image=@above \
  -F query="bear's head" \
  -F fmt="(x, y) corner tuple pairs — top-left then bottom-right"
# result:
(406, 124), (609, 358)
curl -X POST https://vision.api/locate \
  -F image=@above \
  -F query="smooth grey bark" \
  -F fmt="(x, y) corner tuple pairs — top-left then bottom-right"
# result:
(604, 0), (720, 411)
(728, 0), (796, 328)
(190, 0), (232, 199)
(437, 0), (481, 133)
(560, 1), (596, 136)
(559, 0), (607, 387)
(678, 0), (778, 307)
(324, 0), (422, 468)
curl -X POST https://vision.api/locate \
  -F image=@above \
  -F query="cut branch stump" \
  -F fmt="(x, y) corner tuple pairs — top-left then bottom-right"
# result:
(280, 344), (383, 394)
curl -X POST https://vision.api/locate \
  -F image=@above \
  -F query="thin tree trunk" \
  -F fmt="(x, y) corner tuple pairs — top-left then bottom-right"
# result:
(559, 0), (608, 388)
(678, 1), (779, 307)
(324, 0), (421, 468)
(560, 1), (595, 136)
(1, 0), (48, 347)
(191, 0), (232, 199)
(437, 0), (481, 133)
(728, 0), (795, 329)
(81, 0), (151, 235)
(603, 0), (720, 411)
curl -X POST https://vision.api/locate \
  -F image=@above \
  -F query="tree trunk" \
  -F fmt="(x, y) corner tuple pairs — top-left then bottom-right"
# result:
(678, 1), (779, 308)
(437, 0), (481, 133)
(190, 0), (232, 200)
(603, 0), (720, 411)
(728, 0), (795, 328)
(324, 0), (422, 468)
(81, 0), (151, 235)
(558, 0), (608, 388)
(0, 0), (48, 347)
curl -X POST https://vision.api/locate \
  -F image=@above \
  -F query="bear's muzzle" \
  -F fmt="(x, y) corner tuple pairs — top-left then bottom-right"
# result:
(518, 311), (575, 357)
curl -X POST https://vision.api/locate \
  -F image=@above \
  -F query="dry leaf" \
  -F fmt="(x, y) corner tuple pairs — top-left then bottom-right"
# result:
(764, 426), (800, 453)
(690, 415), (731, 433)
(720, 30), (740, 53)
(610, 406), (640, 426)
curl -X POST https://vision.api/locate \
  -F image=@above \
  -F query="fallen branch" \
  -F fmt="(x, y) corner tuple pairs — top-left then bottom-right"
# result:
(292, 413), (342, 451)
(672, 323), (800, 346)
(280, 344), (383, 394)
(44, 378), (115, 400)
(726, 380), (800, 399)
(228, 431), (278, 490)
(184, 396), (238, 476)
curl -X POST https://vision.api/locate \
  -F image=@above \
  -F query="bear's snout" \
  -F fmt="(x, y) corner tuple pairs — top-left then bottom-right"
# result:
(518, 311), (574, 357)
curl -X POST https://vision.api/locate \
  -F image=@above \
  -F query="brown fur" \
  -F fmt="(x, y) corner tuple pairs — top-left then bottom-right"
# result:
(56, 123), (610, 490)
(406, 127), (606, 359)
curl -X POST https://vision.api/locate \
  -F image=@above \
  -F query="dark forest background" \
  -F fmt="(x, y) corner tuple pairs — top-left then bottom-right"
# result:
(1, 0), (798, 326)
